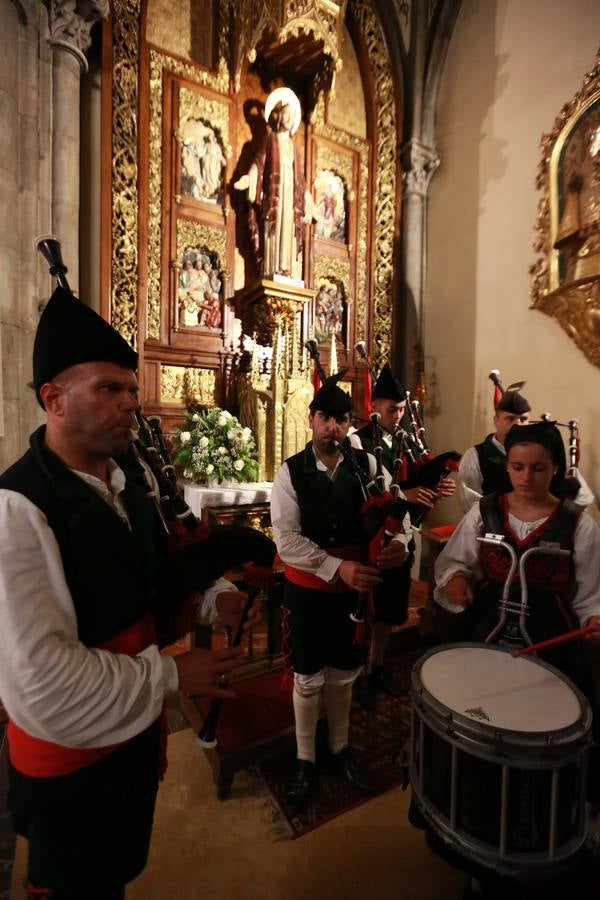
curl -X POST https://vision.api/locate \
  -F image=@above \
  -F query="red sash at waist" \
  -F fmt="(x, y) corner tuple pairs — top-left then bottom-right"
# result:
(8, 612), (159, 778)
(284, 545), (365, 592)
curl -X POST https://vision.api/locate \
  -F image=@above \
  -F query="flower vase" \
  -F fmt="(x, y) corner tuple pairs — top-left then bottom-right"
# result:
(220, 478), (234, 489)
(206, 476), (219, 488)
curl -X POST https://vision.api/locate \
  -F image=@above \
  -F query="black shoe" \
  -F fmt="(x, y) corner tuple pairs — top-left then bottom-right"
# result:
(330, 746), (375, 792)
(370, 664), (403, 698)
(356, 674), (377, 711)
(285, 759), (315, 813)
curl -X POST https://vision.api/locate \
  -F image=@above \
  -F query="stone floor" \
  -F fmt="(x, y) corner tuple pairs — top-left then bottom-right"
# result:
(10, 728), (466, 900)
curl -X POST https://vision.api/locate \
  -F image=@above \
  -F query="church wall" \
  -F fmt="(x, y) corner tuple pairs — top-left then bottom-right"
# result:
(427, 0), (600, 520)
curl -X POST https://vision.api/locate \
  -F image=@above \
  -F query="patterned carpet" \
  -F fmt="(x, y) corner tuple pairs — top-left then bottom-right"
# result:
(259, 639), (422, 838)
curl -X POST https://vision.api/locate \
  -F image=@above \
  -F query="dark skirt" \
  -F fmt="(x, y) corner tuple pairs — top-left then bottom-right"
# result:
(283, 580), (368, 674)
(9, 719), (161, 894)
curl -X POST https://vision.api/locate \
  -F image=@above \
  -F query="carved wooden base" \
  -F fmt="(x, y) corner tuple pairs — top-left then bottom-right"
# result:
(238, 277), (316, 345)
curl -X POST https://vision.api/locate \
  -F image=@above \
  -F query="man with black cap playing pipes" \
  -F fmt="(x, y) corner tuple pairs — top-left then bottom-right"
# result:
(458, 377), (593, 513)
(350, 363), (455, 706)
(270, 373), (411, 812)
(0, 285), (259, 899)
(458, 380), (531, 513)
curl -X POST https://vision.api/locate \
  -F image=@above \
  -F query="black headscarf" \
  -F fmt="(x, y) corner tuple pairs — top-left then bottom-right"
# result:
(504, 421), (567, 497)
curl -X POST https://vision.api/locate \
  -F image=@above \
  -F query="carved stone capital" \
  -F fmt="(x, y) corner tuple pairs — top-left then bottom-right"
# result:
(401, 138), (440, 198)
(47, 0), (110, 72)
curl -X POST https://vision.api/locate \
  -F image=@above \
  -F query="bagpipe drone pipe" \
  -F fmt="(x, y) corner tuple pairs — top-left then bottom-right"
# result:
(35, 236), (277, 625)
(335, 436), (410, 636)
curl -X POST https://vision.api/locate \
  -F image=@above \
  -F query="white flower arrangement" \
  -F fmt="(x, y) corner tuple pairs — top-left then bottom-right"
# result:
(173, 407), (259, 485)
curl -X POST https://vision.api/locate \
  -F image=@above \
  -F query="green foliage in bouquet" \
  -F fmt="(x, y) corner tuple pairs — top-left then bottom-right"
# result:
(173, 408), (259, 484)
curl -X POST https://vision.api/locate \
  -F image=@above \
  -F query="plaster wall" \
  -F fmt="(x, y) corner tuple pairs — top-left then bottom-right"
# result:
(427, 0), (600, 520)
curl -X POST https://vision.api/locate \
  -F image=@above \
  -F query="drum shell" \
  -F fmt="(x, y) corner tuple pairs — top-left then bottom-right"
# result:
(410, 643), (592, 875)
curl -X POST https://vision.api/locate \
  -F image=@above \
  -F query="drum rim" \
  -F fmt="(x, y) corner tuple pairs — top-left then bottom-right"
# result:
(411, 642), (593, 745)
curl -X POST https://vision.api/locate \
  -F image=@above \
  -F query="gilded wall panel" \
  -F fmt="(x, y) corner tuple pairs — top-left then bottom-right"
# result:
(313, 94), (369, 344)
(110, 0), (141, 347)
(147, 48), (230, 340)
(530, 49), (600, 369)
(160, 365), (216, 406)
(348, 0), (397, 370)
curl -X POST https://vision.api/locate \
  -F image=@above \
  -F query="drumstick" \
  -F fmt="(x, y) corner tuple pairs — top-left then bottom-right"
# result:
(511, 624), (595, 657)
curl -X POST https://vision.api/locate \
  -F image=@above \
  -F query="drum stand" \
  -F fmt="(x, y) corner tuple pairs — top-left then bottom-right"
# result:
(477, 535), (570, 650)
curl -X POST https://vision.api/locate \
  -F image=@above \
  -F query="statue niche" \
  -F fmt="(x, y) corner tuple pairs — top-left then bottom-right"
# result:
(234, 86), (312, 283)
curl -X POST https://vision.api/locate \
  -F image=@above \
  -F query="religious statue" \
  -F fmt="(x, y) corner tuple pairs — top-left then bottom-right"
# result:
(234, 87), (311, 281)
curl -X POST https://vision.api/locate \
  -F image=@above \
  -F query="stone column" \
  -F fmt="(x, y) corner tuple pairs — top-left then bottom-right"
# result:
(0, 5), (20, 445)
(401, 137), (440, 368)
(46, 0), (109, 293)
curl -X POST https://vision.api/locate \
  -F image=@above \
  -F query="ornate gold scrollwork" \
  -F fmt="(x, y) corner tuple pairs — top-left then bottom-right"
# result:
(347, 0), (396, 371)
(176, 220), (227, 270)
(160, 365), (216, 406)
(110, 0), (141, 347)
(530, 49), (600, 368)
(314, 255), (351, 296)
(316, 143), (354, 187)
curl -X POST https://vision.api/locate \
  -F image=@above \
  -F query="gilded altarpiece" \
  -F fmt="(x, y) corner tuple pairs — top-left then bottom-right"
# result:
(531, 49), (600, 367)
(105, 0), (400, 476)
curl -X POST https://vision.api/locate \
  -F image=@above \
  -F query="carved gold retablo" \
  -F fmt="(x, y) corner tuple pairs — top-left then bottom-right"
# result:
(239, 278), (316, 345)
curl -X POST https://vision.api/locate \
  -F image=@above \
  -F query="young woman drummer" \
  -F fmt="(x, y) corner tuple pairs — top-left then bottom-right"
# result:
(434, 420), (600, 866)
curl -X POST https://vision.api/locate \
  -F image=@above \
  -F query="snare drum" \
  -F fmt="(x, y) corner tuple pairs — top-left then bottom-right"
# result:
(410, 643), (592, 875)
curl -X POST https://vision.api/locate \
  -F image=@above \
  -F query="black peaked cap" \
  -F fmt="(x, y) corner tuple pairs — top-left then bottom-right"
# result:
(33, 286), (138, 405)
(309, 372), (353, 416)
(372, 363), (406, 402)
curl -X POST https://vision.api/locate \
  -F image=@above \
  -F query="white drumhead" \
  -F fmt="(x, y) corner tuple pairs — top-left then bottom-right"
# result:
(419, 646), (581, 732)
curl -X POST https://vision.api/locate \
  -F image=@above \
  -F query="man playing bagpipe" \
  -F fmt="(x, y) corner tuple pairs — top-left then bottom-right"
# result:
(458, 376), (594, 513)
(0, 284), (272, 899)
(270, 374), (412, 813)
(350, 363), (456, 707)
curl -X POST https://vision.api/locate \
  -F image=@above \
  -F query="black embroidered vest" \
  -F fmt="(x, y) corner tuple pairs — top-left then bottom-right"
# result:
(475, 434), (511, 496)
(286, 443), (369, 549)
(0, 427), (167, 647)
